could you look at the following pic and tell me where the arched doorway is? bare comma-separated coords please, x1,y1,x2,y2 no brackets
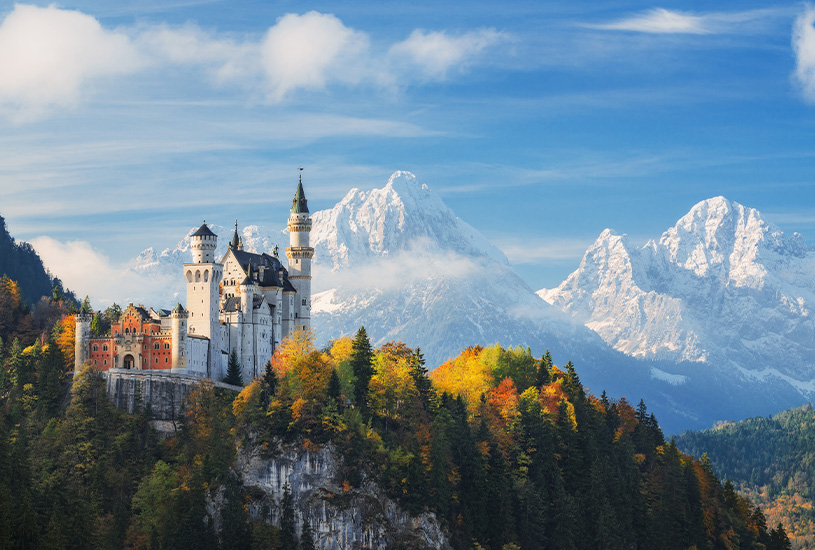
123,354,135,369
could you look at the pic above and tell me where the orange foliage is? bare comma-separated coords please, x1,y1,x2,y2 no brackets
378,341,413,362
56,314,76,370
615,397,637,442
271,326,316,377
489,378,519,422
293,351,334,401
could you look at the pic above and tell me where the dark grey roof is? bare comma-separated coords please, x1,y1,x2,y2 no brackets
192,223,216,237
224,296,241,312
252,295,265,310
229,249,296,291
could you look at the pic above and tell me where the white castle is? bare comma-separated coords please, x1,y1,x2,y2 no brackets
75,177,313,384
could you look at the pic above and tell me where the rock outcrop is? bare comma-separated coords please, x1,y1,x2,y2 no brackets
234,440,450,550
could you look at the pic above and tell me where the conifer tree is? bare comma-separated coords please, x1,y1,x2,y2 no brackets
350,327,373,411
280,485,296,550
90,313,102,336
409,347,432,409
327,368,341,408
224,349,243,386
300,517,316,550
51,281,63,303
536,349,552,387
80,295,91,314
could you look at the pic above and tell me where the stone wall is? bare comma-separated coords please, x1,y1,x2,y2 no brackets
105,369,240,422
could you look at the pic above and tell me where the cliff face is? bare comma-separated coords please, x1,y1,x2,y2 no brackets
233,440,450,550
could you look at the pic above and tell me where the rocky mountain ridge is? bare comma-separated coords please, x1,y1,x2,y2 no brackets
540,196,815,390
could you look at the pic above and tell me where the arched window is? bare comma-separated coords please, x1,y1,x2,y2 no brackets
195,270,201,282
186,270,193,282
204,270,209,282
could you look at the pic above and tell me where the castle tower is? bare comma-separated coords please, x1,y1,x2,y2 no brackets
74,312,92,371
286,174,314,331
238,271,256,381
184,222,223,376
170,303,188,372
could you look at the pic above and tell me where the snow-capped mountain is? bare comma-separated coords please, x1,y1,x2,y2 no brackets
540,196,815,393
129,182,812,433
310,172,602,366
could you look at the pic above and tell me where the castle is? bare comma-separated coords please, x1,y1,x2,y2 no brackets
74,177,314,384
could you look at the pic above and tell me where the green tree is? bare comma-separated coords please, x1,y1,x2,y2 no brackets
280,485,296,550
349,327,373,412
409,347,432,410
80,295,91,314
224,349,243,386
300,517,316,550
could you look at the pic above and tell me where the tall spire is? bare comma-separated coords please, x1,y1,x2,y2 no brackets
230,220,240,250
291,170,309,214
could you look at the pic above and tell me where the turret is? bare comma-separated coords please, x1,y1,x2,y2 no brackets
184,221,222,376
190,222,217,263
239,269,256,317
170,303,188,372
286,173,314,331
74,312,92,371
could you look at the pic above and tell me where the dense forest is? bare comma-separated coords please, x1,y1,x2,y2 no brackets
0,273,792,549
0,213,76,307
677,405,815,550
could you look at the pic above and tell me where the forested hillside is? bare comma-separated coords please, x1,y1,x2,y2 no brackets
0,214,76,306
0,287,791,549
677,405,815,549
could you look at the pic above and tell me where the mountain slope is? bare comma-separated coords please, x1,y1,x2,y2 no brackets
0,213,63,304
675,403,815,548
540,197,815,392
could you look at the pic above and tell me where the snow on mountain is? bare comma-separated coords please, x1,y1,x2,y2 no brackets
310,171,600,367
540,196,815,391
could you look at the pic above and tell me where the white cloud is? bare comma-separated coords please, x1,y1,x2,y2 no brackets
389,28,505,79
31,236,178,308
138,23,256,83
586,7,784,35
0,4,143,121
793,4,815,102
260,12,374,100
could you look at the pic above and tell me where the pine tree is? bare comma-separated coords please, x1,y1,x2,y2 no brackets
300,517,316,550
769,522,792,550
280,485,296,550
80,295,91,314
51,281,63,303
224,349,243,386
409,347,432,410
327,369,342,409
350,327,373,412
90,313,102,336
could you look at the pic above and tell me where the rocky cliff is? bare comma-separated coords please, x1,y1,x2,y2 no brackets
230,440,450,550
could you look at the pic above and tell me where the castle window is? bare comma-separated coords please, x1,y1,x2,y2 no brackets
164,343,170,349
154,343,160,350
204,269,209,282
155,357,158,364
195,270,201,282
186,270,192,282
103,345,108,351
165,357,169,363
93,345,98,352
104,359,107,365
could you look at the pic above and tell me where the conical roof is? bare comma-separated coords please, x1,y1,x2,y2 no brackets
291,175,309,214
192,222,216,237
230,220,240,249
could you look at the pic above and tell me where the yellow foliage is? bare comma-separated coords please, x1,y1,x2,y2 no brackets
232,379,261,418
431,348,494,414
369,352,416,421
271,326,316,377
329,336,353,363
291,398,308,422
56,315,76,370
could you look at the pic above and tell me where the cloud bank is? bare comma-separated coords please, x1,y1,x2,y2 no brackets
586,7,784,35
0,4,143,121
0,4,507,119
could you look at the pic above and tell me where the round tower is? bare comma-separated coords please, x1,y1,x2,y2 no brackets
190,221,217,263
286,174,314,331
74,312,93,371
170,303,188,373
184,221,223,376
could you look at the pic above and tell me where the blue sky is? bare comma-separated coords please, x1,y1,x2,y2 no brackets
2,0,815,303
